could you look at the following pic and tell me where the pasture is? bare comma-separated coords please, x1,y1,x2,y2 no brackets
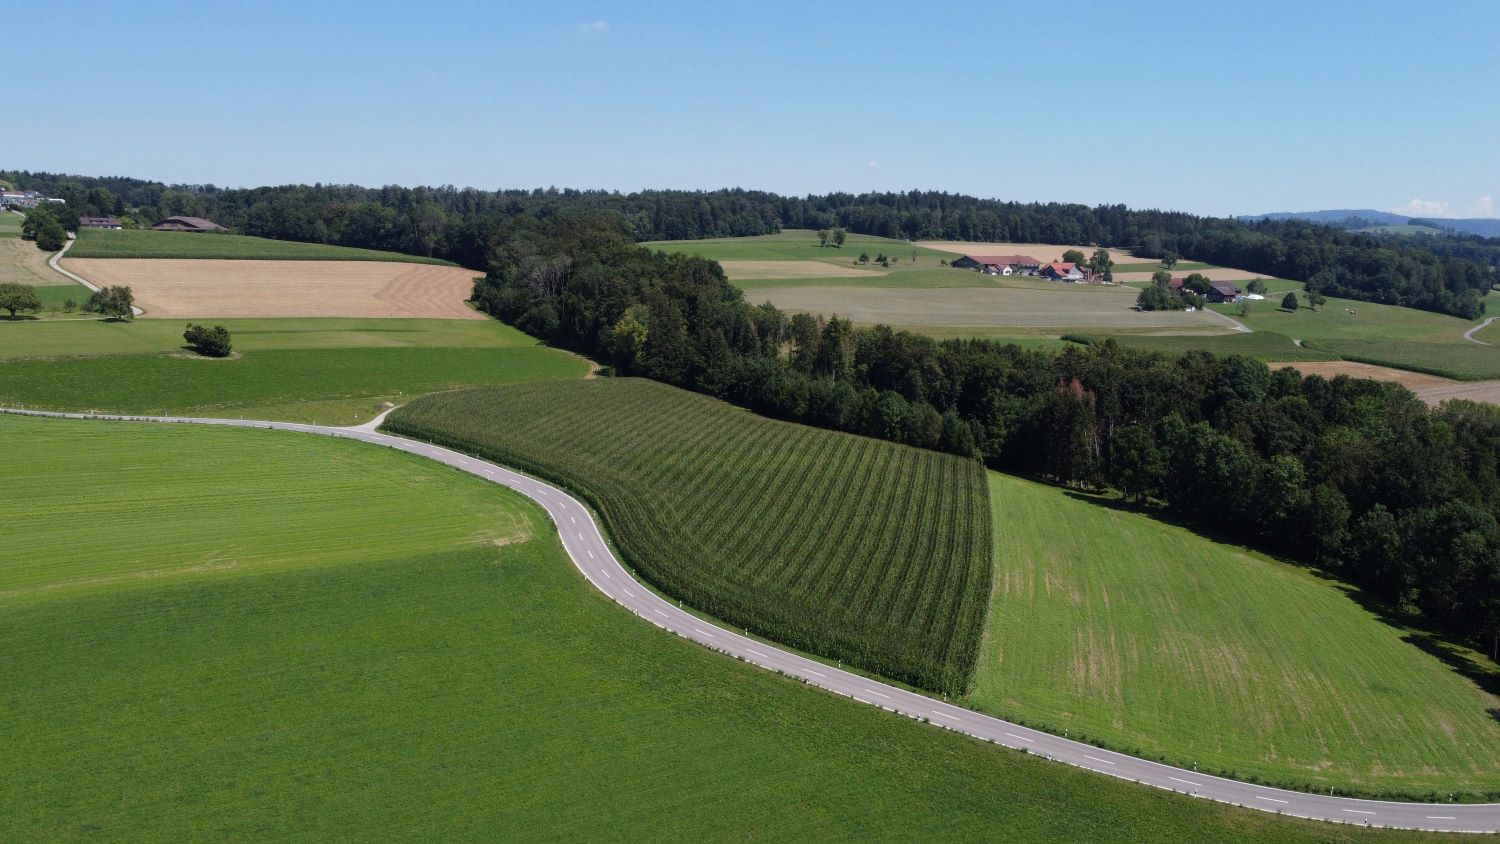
0,415,1418,842
68,227,456,264
743,283,1235,331
916,240,1157,264
645,228,950,264
1063,331,1337,362
974,472,1500,798
60,258,484,320
384,378,993,695
0,318,588,423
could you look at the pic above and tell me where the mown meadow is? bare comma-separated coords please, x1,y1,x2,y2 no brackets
0,318,588,424
975,472,1500,799
384,377,993,695
68,227,458,264
2,414,1432,843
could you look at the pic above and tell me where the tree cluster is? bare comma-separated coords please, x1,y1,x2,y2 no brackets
183,323,233,357
474,213,1500,657
21,205,69,251
85,286,135,321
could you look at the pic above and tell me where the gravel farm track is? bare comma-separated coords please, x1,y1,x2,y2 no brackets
57,258,485,320
4,404,1497,834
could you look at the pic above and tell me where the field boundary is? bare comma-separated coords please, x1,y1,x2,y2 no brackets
4,405,1497,832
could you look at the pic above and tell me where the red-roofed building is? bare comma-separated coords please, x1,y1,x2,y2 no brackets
1039,262,1086,281
951,254,1043,275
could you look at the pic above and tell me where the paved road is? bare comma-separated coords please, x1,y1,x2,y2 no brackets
1464,316,1495,346
46,235,144,316
5,405,1497,833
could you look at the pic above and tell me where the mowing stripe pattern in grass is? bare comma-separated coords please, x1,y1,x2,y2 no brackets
385,378,993,695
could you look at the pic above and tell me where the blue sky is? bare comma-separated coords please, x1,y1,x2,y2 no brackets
10,0,1498,217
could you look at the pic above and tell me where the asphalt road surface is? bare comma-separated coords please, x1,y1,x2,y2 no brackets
6,406,1497,833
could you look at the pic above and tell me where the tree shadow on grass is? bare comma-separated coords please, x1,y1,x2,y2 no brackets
1054,482,1500,723
1,314,40,321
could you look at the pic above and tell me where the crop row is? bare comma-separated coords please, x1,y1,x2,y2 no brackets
385,378,993,695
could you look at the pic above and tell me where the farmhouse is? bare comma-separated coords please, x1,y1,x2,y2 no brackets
1207,281,1242,303
951,254,1043,275
1039,262,1086,282
79,216,123,229
153,215,228,233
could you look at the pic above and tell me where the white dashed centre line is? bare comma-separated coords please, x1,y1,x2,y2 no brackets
694,628,714,638
1344,810,1376,815
1428,816,1456,820
622,588,635,598
746,649,768,659
1005,732,1034,743
1256,796,1289,804
1082,754,1115,765
654,609,669,618
1168,776,1202,787
867,690,891,699
803,669,826,678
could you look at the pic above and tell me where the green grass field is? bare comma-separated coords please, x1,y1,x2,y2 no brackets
1,415,1433,842
0,318,588,423
69,227,457,264
1063,331,1340,362
385,378,992,695
972,472,1500,799
645,228,950,263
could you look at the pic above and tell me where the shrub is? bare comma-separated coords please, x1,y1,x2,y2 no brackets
183,323,233,357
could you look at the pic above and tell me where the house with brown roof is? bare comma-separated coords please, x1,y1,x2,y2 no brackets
1206,281,1243,303
79,216,123,229
1039,262,1086,281
951,254,1043,275
152,215,227,233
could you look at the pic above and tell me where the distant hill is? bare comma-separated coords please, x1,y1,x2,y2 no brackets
1240,209,1500,239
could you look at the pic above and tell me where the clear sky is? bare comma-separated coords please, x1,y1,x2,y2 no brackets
10,0,1498,217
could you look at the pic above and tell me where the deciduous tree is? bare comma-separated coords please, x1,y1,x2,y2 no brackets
0,282,42,318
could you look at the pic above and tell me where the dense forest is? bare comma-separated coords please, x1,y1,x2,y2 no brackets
470,212,1500,659
5,170,1494,318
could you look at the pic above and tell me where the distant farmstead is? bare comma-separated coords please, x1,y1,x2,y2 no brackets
79,216,123,229
153,216,227,233
951,254,1043,275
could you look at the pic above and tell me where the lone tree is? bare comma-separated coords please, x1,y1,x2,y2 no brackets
831,228,847,247
1304,287,1327,311
1062,248,1086,264
817,228,832,247
184,323,233,357
1282,291,1300,312
0,282,43,318
86,285,135,321
1161,251,1179,270
1088,247,1114,281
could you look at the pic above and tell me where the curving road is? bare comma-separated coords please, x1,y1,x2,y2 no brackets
1464,316,1495,346
4,406,1497,833
46,235,144,316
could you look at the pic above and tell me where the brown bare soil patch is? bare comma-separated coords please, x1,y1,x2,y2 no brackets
916,241,1155,264
60,258,484,320
1266,360,1500,406
719,260,885,280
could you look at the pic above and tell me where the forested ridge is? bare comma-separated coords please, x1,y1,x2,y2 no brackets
6,170,1494,318
472,213,1500,659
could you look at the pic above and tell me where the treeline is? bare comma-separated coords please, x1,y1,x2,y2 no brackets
474,212,1500,657
5,171,1493,318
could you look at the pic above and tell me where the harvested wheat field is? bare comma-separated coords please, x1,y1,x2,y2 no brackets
1266,359,1500,406
916,241,1156,264
1,238,71,288
719,260,886,280
61,259,483,319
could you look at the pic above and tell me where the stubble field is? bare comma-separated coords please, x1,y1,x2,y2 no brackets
60,258,485,320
